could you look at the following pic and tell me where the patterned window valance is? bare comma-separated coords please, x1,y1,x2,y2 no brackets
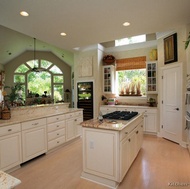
116,56,146,71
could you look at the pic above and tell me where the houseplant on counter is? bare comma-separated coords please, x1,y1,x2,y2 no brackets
4,82,24,107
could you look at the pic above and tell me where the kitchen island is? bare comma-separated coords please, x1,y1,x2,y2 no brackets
81,113,144,188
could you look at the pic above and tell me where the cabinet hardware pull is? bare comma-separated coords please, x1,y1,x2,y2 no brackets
8,129,12,132
32,123,38,125
128,139,131,142
125,132,128,134
75,119,77,121
57,125,59,127
57,133,59,135
136,131,139,134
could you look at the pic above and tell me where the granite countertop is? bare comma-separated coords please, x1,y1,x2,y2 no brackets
0,108,83,127
0,170,21,189
81,114,142,131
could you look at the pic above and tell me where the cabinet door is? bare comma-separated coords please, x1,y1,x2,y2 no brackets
146,61,157,94
66,119,76,141
103,65,115,94
120,136,130,181
128,131,137,166
22,125,47,162
0,133,22,171
144,113,157,133
76,116,83,137
136,123,144,153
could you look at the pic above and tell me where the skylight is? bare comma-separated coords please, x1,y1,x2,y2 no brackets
115,34,146,47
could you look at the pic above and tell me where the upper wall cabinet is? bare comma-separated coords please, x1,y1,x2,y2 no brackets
103,65,115,94
146,61,157,94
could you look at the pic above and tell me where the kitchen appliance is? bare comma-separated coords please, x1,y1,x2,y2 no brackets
77,81,93,120
103,111,138,121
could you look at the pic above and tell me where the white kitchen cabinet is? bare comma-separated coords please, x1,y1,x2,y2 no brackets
119,120,143,181
103,65,115,94
100,106,117,115
47,114,66,151
22,118,47,163
116,107,136,112
146,61,157,94
0,123,22,172
82,114,144,187
66,111,83,141
66,118,76,141
138,108,157,133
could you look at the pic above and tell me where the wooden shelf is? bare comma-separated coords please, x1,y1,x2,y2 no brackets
119,94,142,96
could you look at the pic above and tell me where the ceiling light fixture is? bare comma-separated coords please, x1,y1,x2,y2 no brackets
60,32,67,36
123,22,130,26
20,11,29,17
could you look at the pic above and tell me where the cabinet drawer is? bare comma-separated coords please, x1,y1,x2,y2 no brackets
120,116,143,141
65,113,74,119
137,108,157,114
117,107,136,112
47,114,66,124
101,107,117,112
48,128,65,141
144,108,157,114
75,111,83,117
0,123,21,136
48,136,65,150
22,118,46,130
47,120,66,132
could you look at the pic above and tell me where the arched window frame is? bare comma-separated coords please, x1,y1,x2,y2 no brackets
13,59,64,102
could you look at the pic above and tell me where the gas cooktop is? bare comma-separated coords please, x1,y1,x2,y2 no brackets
103,111,138,121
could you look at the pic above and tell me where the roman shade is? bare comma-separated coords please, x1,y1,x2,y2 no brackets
116,56,146,71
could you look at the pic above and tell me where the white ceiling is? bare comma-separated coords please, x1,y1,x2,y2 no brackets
0,0,190,65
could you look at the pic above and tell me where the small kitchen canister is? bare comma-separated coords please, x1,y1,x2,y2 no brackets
107,98,115,105
2,106,11,120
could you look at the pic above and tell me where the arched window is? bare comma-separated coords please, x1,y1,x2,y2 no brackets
14,59,64,104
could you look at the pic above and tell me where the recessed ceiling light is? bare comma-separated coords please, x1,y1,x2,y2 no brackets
123,22,130,26
20,11,29,17
60,32,67,36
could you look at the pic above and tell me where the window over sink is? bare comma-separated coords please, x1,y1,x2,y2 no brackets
115,56,146,97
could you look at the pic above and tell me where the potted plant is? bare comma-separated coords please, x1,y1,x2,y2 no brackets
136,81,141,95
130,82,136,95
4,83,24,106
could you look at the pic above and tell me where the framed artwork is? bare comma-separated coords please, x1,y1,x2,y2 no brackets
164,33,178,64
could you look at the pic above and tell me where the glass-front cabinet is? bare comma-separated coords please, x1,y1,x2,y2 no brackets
103,65,115,94
146,61,157,94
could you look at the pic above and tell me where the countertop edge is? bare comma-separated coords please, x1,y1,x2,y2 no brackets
0,108,83,127
81,114,143,131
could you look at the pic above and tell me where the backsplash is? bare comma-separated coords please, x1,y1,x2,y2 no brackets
10,103,70,120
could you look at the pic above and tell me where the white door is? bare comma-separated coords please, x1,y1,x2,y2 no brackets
162,64,182,144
